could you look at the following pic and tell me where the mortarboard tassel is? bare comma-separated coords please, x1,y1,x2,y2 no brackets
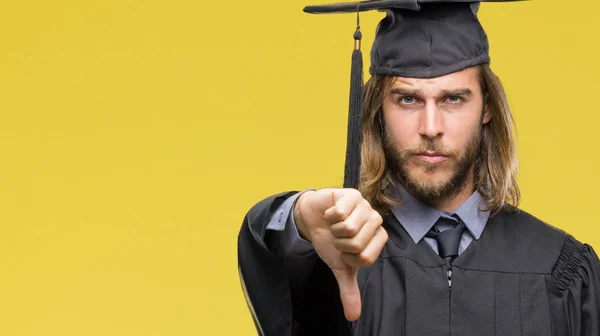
343,8,364,189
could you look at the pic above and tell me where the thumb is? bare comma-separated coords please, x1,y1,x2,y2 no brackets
331,265,361,321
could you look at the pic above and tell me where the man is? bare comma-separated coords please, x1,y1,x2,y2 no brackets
238,1,600,335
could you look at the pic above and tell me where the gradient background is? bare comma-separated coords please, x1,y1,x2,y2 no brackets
0,0,598,335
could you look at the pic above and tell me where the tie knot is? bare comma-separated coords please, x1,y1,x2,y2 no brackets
427,216,466,261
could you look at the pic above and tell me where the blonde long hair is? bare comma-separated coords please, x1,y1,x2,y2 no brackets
359,64,520,215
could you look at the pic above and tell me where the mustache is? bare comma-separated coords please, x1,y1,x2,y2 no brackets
400,141,458,157
382,128,459,158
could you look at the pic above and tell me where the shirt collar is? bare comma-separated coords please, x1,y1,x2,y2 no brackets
390,182,489,244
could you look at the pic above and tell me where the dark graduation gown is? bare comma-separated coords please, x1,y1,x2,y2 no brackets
238,192,600,336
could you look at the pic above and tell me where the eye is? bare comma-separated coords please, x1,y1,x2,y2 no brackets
399,96,416,104
447,96,462,103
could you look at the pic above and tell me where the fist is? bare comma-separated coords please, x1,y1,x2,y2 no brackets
293,188,388,321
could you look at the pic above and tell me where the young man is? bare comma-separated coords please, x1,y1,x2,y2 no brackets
238,1,600,335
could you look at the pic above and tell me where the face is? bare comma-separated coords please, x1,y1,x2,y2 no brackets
382,67,491,203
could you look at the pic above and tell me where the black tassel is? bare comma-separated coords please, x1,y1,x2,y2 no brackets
343,10,364,189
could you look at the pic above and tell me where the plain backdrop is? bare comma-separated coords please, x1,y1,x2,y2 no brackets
0,0,598,334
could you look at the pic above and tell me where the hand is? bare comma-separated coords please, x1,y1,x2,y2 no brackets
293,188,388,321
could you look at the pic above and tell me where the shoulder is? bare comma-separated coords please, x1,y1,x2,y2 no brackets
497,205,564,235
471,206,567,273
494,205,567,251
495,206,599,280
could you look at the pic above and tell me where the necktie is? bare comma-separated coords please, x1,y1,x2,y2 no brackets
425,216,466,269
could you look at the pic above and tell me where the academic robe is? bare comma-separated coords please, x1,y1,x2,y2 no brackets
237,192,600,336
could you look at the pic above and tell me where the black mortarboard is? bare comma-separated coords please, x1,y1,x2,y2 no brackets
302,0,523,189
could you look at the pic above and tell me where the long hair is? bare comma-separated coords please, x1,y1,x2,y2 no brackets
359,64,520,215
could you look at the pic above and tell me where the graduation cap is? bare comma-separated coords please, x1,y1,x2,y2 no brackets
302,0,523,189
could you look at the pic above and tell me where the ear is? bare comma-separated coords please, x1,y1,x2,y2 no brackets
378,108,387,139
482,99,492,125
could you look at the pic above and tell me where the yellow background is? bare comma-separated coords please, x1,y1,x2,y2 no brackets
0,0,597,334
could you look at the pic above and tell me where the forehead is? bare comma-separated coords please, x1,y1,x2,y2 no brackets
390,67,480,91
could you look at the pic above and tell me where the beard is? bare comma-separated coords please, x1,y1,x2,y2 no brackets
384,126,482,204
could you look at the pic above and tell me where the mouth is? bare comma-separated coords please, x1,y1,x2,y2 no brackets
413,152,450,164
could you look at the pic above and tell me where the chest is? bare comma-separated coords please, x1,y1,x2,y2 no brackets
352,253,554,336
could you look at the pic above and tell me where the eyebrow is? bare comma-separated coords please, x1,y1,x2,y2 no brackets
388,88,424,96
388,87,473,98
440,88,473,98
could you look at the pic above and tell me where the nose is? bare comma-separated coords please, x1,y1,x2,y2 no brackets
418,103,444,139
